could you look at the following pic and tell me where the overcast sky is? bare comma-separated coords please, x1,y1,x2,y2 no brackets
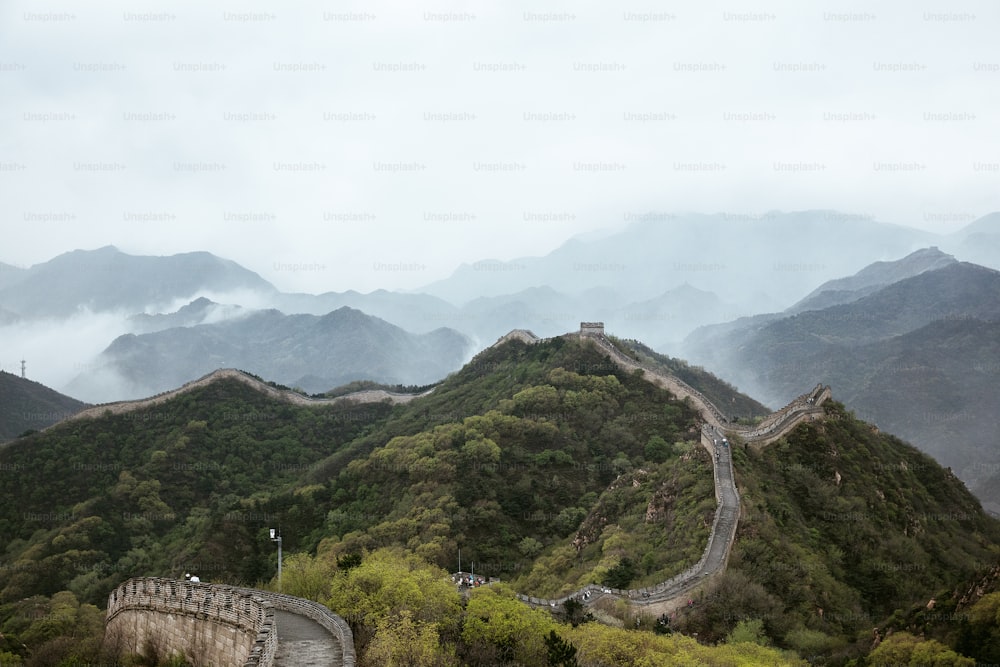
2,0,998,293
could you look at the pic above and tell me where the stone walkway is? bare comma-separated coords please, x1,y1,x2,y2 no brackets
273,610,344,667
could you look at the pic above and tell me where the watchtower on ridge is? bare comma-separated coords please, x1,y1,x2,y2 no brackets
580,322,605,335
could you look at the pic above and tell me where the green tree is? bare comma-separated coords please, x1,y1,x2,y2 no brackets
337,552,363,571
644,435,673,463
869,632,974,666
0,651,23,666
462,584,556,667
560,598,590,628
726,618,769,646
520,537,544,558
326,548,462,652
544,630,579,667
601,557,636,589
274,552,335,601
365,610,458,667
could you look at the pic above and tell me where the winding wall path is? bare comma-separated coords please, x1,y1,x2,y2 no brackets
510,330,830,611
50,368,430,429
90,327,829,619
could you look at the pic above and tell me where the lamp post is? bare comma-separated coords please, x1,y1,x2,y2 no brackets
269,528,282,592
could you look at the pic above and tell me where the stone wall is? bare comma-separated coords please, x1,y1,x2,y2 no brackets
492,329,542,346
105,577,276,667
52,368,428,430
230,587,356,667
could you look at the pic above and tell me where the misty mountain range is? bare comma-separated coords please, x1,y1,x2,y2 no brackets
64,306,471,401
0,246,275,319
683,248,1000,509
2,210,999,511
4,212,998,347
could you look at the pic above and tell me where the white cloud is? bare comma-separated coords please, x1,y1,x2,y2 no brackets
1,0,998,292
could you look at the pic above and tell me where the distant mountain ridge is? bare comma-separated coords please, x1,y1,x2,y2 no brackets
127,296,247,334
0,262,27,291
0,246,275,319
789,246,958,314
418,209,949,307
682,253,1000,505
4,211,998,402
65,306,473,402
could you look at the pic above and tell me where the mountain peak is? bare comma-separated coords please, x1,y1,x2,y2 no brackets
789,246,958,314
0,248,277,319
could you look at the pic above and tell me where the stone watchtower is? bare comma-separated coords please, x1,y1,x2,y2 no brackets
580,322,605,335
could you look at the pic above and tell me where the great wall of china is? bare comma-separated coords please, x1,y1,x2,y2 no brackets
52,369,429,428
489,324,830,612
97,323,831,662
105,577,355,667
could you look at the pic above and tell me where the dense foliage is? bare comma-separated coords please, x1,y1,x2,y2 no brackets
617,338,772,421
2,336,1000,665
0,370,87,441
312,337,712,587
319,378,438,399
0,379,392,605
275,547,806,667
676,402,1000,663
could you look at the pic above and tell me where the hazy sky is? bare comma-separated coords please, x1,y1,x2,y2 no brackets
2,0,998,293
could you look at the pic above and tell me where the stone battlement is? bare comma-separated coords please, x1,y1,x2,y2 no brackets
105,577,356,667
579,321,605,335
106,577,276,666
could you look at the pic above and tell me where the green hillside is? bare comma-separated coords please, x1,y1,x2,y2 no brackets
0,378,394,603
676,403,1000,661
618,338,772,421
0,370,88,441
1,334,999,665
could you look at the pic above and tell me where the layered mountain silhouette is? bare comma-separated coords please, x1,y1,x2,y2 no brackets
949,212,1000,270
787,246,959,314
127,296,246,334
4,211,999,410
0,246,275,319
418,210,947,307
65,306,472,401
683,250,1000,506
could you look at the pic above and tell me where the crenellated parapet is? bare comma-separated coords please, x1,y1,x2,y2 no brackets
50,368,429,430
492,329,543,346
105,577,276,666
105,577,355,667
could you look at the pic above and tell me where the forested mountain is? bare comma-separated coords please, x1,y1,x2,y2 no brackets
2,333,998,665
0,371,88,441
